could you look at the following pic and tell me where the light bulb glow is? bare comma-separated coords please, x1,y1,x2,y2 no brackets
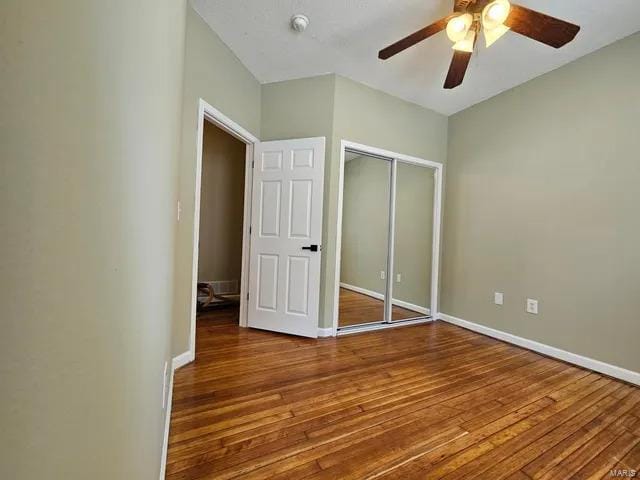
446,14,473,43
487,3,507,21
482,0,511,30
450,17,466,32
452,29,476,53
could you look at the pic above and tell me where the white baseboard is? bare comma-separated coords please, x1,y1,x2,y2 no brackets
172,350,193,370
159,362,175,479
160,351,194,478
317,327,334,338
439,313,640,387
340,282,430,315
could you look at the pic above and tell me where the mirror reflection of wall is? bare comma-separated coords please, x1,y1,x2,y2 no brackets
339,153,391,327
391,162,434,321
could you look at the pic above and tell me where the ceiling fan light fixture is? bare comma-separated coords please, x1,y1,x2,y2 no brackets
452,29,476,53
446,13,473,43
482,0,511,30
484,24,510,47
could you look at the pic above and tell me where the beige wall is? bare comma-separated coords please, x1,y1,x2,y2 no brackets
172,7,261,355
442,32,640,372
0,0,186,478
261,74,448,328
197,122,246,284
261,75,336,142
340,158,434,310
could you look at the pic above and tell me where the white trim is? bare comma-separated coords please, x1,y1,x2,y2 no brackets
430,166,443,317
188,99,259,363
172,351,192,371
332,144,347,337
340,282,430,315
439,313,640,386
332,140,444,335
385,158,397,322
159,352,184,480
201,101,259,145
317,327,334,337
238,144,254,328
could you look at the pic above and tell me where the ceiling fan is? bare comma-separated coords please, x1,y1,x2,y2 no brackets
378,0,581,89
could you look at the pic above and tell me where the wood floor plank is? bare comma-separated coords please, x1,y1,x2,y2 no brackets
522,388,640,479
166,305,640,480
571,431,640,479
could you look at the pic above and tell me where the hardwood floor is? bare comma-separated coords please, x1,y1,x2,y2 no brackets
167,307,640,479
339,287,424,327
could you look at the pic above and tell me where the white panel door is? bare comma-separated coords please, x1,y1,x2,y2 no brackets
248,137,325,337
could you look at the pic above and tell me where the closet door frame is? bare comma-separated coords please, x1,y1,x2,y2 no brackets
333,140,444,335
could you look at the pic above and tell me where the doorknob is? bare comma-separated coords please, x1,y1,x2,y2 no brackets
301,244,319,252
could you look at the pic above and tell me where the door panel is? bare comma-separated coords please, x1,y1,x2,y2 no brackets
248,137,325,337
257,254,278,311
286,256,309,315
289,180,312,238
259,181,281,236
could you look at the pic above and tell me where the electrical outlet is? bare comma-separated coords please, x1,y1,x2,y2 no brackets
494,292,504,305
380,271,386,280
526,298,539,315
396,273,402,282
162,361,169,409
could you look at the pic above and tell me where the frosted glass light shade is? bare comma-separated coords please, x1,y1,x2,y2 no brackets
452,29,476,53
482,0,511,30
484,24,510,47
446,14,473,43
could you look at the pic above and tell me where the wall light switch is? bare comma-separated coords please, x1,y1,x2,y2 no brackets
396,274,402,282
526,298,539,315
494,292,504,305
380,271,386,280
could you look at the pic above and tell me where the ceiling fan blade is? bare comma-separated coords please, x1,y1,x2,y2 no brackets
505,4,580,48
379,17,449,60
454,0,474,12
444,50,472,89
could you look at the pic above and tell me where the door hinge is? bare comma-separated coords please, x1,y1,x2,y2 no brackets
247,292,249,300
249,226,252,234
251,160,255,169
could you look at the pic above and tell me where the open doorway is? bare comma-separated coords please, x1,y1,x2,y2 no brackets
196,120,246,327
187,100,326,361
186,100,258,361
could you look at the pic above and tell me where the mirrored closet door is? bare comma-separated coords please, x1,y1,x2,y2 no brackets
390,161,434,322
337,145,440,332
338,151,391,328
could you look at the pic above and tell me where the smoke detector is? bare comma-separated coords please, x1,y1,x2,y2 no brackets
290,14,309,33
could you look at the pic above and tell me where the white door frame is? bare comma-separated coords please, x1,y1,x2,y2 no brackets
188,99,259,361
332,140,444,336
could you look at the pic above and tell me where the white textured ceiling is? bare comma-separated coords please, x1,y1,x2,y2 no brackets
191,0,640,115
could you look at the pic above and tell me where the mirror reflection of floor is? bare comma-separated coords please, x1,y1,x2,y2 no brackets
338,287,423,327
